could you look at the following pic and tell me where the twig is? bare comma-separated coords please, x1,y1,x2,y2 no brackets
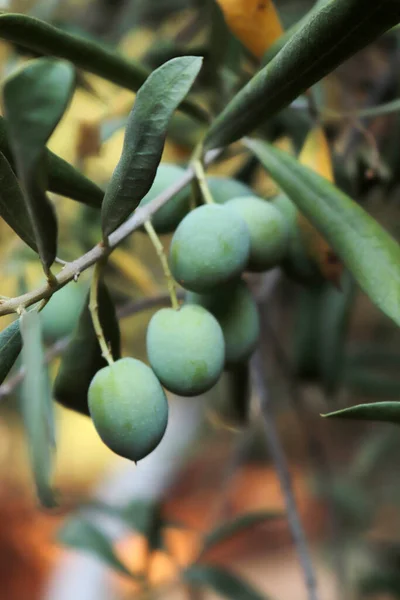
262,315,347,599
0,149,222,317
251,350,319,600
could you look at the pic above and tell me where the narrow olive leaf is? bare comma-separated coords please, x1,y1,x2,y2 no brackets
3,59,76,270
0,151,36,251
58,516,133,578
0,116,104,208
317,270,356,395
204,0,400,150
246,139,400,328
45,151,104,208
333,98,400,120
261,0,329,65
0,14,207,124
202,511,282,553
184,565,265,600
101,56,202,237
343,369,400,399
54,282,121,417
323,402,400,424
0,320,22,386
20,310,56,507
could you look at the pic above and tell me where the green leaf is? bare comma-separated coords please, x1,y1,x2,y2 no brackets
121,501,167,552
317,270,356,395
358,571,400,598
54,282,120,417
20,310,56,507
344,368,400,398
46,151,104,208
332,98,400,120
101,56,202,237
0,115,104,208
323,402,400,424
246,138,400,329
0,320,22,386
184,565,265,600
3,59,76,270
0,151,36,251
204,0,400,150
293,284,323,382
0,13,207,124
58,516,133,578
261,0,330,66
202,511,282,553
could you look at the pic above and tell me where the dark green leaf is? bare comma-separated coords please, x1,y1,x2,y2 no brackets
0,320,22,386
125,502,165,552
349,431,400,481
54,282,120,416
20,310,56,507
58,516,133,578
247,139,400,329
293,284,323,382
223,362,251,426
323,402,400,424
344,368,400,399
261,0,330,66
0,115,104,208
358,571,400,598
0,13,207,124
317,270,356,395
0,151,36,250
46,150,104,208
205,0,400,150
101,56,202,237
3,59,76,270
203,511,282,553
333,98,400,120
184,565,265,600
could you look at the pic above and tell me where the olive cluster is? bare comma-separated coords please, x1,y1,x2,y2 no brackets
72,166,292,463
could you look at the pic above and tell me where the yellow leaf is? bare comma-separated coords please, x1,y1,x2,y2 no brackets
297,127,342,284
299,126,334,183
216,0,283,59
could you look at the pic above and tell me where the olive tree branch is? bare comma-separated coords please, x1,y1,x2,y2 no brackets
0,148,222,317
251,350,319,600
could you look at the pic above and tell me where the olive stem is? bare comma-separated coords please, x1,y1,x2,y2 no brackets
192,143,214,205
89,261,115,366
144,220,180,311
192,158,214,205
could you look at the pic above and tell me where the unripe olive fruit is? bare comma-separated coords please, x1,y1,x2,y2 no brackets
169,204,250,293
146,305,225,396
186,280,260,366
88,357,168,462
226,196,289,272
138,164,190,233
207,176,254,204
41,282,86,341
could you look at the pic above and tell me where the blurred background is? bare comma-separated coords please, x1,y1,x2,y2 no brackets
1,0,400,599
